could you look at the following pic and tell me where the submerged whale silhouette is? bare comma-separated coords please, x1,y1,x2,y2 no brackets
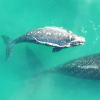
43,53,100,80
26,47,100,80
25,47,100,80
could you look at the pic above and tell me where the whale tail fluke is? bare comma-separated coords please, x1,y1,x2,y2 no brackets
1,35,15,61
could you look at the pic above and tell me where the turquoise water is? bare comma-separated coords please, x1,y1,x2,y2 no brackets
1,0,100,100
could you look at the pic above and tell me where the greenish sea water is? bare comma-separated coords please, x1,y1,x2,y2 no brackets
1,0,100,100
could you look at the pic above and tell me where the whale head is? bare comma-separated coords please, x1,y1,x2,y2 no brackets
70,34,85,46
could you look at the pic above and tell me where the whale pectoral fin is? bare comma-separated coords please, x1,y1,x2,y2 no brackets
52,47,62,52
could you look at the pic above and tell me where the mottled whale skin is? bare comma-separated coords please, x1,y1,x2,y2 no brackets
45,53,100,80
1,26,85,60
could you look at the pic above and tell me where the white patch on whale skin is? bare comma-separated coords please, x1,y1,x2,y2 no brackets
34,37,71,47
34,36,85,47
44,26,74,36
78,65,99,69
46,32,51,35
44,26,68,33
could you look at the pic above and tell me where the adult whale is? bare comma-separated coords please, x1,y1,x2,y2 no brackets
44,53,100,80
1,26,85,60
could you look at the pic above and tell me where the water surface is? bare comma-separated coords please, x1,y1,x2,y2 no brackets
0,0,100,100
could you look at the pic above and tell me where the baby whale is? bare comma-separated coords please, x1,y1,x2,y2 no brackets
1,26,85,60
44,53,100,80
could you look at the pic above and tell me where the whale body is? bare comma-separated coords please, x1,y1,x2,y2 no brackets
45,53,100,80
1,26,85,60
